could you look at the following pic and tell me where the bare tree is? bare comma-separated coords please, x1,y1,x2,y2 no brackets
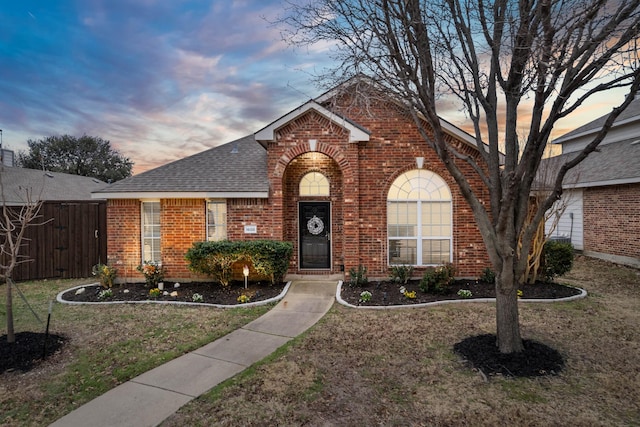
521,152,580,284
281,0,640,353
0,168,44,343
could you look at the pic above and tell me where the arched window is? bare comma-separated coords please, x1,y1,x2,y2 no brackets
299,172,330,196
387,170,452,266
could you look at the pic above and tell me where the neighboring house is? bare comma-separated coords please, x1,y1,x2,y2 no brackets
94,80,492,282
0,166,108,280
543,98,640,268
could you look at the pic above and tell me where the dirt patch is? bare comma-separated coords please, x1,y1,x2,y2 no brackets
340,279,581,306
60,281,286,305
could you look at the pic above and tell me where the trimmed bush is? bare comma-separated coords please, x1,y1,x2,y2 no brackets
419,263,456,294
542,240,574,282
480,267,496,284
185,240,293,286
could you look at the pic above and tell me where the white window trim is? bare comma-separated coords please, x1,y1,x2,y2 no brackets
387,171,453,266
141,200,161,263
206,199,227,241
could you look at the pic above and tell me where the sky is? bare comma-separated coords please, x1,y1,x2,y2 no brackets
0,1,630,175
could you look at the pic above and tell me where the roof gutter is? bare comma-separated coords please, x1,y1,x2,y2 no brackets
92,191,269,200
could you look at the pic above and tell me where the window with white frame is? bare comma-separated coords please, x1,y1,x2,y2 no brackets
207,200,227,241
299,172,330,196
387,170,452,266
141,201,161,263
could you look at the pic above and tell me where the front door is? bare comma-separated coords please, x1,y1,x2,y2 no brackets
299,202,331,269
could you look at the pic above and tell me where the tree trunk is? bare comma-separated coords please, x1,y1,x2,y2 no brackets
495,262,524,353
6,278,15,343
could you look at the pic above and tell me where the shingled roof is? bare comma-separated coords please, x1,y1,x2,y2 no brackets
542,138,640,188
93,135,269,199
1,167,107,206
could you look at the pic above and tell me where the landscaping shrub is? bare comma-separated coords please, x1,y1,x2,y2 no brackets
419,263,456,294
389,264,414,285
348,265,368,287
92,263,117,289
185,240,293,286
243,240,293,285
480,267,496,284
542,240,574,282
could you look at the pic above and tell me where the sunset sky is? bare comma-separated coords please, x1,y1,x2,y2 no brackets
0,1,630,174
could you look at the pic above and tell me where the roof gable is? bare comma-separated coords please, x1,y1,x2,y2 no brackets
254,100,371,144
315,75,483,153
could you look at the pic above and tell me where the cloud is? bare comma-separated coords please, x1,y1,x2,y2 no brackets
0,1,323,173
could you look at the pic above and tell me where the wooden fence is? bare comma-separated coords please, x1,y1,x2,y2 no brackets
2,201,107,281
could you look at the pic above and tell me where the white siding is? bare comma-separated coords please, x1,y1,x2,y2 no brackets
545,189,584,250
560,121,640,153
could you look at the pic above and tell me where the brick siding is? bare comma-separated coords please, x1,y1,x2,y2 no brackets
584,183,640,260
106,93,491,281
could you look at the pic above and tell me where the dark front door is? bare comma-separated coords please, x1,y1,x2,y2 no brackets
299,202,331,269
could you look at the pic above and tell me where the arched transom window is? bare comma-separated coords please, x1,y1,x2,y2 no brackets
299,172,330,196
387,169,452,266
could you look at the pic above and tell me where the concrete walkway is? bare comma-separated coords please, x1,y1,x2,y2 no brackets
50,280,337,427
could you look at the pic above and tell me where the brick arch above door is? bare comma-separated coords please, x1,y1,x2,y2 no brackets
273,139,354,180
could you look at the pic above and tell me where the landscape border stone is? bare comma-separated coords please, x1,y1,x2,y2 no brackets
56,282,292,308
335,281,588,309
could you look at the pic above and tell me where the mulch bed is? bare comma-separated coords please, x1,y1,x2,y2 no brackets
11,278,580,378
454,333,565,378
340,278,581,306
60,280,287,305
1,332,67,374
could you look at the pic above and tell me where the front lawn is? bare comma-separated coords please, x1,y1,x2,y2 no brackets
163,256,640,426
0,278,270,426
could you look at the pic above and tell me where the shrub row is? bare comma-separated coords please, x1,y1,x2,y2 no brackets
185,240,293,286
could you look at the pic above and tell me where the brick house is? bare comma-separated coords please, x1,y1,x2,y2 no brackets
544,98,640,268
94,81,492,281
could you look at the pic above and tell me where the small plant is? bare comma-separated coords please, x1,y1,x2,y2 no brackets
517,289,523,298
192,293,204,303
359,290,372,303
457,289,473,299
480,267,496,284
237,294,251,304
419,263,456,294
97,289,113,300
389,264,414,285
137,261,165,287
542,240,574,282
348,265,368,287
399,286,417,299
92,263,117,289
149,288,161,298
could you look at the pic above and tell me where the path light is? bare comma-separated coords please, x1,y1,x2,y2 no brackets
243,265,249,289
